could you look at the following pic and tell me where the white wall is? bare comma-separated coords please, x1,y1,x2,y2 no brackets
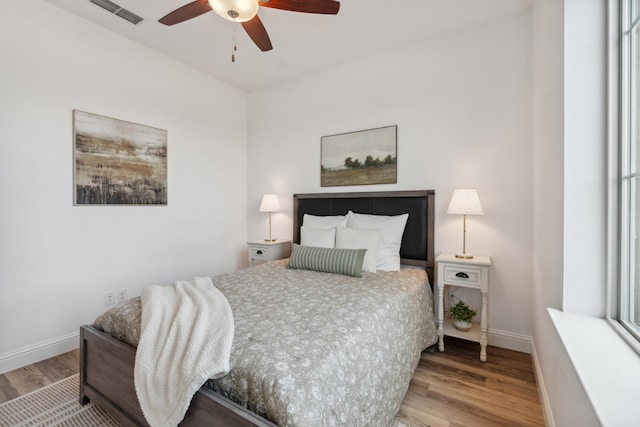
247,10,534,351
530,0,567,421
563,0,607,316
0,1,248,372
531,0,600,424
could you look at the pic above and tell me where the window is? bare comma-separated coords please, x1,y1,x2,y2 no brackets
618,0,640,343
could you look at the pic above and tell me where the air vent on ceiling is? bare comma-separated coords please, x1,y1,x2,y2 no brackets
89,0,143,25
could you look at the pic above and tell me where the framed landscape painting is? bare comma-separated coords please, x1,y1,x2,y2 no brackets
73,110,167,205
321,125,397,187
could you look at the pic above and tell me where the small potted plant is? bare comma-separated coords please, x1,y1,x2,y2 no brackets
449,300,477,331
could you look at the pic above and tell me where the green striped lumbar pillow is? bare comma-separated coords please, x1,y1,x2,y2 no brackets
287,244,367,277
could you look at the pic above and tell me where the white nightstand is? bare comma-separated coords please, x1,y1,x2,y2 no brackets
247,240,291,267
436,252,492,362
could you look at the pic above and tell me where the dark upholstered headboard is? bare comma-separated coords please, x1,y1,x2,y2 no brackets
293,190,435,283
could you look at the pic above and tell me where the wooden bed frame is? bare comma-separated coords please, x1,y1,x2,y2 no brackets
79,190,435,426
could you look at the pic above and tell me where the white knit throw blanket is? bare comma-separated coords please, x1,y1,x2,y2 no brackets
134,276,234,427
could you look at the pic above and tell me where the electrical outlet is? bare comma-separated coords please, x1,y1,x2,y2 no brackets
104,291,115,306
116,288,127,304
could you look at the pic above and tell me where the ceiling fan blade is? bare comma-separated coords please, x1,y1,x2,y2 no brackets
259,0,340,15
159,0,212,26
242,16,273,52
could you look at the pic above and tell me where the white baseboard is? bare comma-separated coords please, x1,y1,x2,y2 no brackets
0,332,79,375
487,328,532,353
530,338,555,427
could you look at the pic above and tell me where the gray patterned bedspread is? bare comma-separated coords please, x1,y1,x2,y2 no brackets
93,260,437,427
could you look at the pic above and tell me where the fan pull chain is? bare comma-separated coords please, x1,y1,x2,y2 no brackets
231,25,237,62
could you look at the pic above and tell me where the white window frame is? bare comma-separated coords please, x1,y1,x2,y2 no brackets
608,0,640,351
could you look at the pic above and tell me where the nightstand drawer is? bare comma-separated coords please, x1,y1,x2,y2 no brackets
247,240,292,267
443,265,482,285
249,246,270,259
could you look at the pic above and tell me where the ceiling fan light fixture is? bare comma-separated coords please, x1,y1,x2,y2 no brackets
209,0,259,22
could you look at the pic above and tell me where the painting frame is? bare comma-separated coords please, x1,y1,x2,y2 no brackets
320,125,397,187
73,110,168,206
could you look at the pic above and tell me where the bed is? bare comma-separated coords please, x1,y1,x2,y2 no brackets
79,190,436,427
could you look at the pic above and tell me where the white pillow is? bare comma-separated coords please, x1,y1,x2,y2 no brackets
335,227,380,273
347,211,409,271
302,213,348,229
300,226,336,248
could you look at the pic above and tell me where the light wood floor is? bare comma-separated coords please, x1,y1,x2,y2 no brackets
0,338,545,426
0,349,79,404
396,338,545,427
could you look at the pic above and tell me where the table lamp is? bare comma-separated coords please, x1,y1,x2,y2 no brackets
259,194,280,242
447,189,484,259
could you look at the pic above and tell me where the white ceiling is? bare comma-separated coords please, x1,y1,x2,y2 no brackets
45,0,531,91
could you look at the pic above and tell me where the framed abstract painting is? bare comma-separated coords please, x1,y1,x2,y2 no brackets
73,110,167,205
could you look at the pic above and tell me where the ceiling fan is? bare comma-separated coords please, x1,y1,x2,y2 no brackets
159,0,341,53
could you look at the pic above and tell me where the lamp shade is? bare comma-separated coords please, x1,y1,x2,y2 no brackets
447,189,484,215
209,0,259,22
259,194,280,212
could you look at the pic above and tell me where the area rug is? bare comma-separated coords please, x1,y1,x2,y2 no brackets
0,375,118,426
0,374,413,427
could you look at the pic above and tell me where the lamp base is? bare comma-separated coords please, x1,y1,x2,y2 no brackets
455,252,474,259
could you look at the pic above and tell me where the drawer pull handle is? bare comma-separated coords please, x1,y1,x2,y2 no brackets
455,272,469,279
256,250,263,255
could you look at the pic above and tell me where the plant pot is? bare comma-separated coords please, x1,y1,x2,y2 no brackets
454,320,472,331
